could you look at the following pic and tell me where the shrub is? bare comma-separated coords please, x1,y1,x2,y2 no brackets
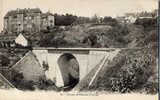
109,49,157,93
0,55,10,66
11,70,35,91
37,76,60,91
142,82,158,94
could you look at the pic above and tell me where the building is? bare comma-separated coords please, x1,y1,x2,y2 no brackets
3,8,55,33
124,13,137,23
116,16,127,23
116,13,137,24
41,12,55,30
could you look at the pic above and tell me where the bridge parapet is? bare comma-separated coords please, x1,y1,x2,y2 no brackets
32,47,117,51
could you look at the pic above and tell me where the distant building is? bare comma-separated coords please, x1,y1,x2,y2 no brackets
138,16,153,19
124,13,137,23
3,8,55,33
125,16,137,23
116,16,127,23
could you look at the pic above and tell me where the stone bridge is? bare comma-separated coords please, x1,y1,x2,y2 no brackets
32,47,120,88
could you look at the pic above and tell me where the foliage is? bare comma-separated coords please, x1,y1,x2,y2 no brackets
0,55,10,66
134,17,158,29
10,69,60,91
85,49,158,94
109,49,157,93
137,10,158,18
38,27,67,47
54,13,77,26
73,17,91,25
103,16,118,26
42,61,49,71
142,82,158,94
11,70,35,91
37,76,60,91
27,10,158,48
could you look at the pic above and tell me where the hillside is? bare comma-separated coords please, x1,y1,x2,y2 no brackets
77,48,158,94
30,17,158,48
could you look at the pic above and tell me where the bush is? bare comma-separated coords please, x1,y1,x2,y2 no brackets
109,49,157,93
142,82,158,94
11,70,35,91
42,61,49,71
37,76,60,91
110,66,138,93
0,55,10,66
88,49,158,94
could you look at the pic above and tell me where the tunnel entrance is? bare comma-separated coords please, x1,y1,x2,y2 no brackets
58,53,79,90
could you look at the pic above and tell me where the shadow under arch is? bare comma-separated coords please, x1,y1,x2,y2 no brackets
57,53,79,90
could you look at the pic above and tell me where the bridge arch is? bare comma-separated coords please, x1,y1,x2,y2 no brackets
57,53,79,89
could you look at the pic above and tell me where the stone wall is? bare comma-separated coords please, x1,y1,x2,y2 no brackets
11,51,45,82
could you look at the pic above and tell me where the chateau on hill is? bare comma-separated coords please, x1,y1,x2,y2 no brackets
3,8,55,33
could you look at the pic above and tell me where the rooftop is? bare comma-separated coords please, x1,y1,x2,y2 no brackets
0,35,17,41
4,8,42,18
0,33,27,42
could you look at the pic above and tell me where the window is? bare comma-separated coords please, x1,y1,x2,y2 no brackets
50,20,53,23
13,15,17,18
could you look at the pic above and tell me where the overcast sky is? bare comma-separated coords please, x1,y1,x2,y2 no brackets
0,0,158,31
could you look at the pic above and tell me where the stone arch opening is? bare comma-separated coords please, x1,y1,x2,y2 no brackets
58,53,79,90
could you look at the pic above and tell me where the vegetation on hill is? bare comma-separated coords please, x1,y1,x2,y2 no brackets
79,48,158,94
33,19,157,48
24,10,157,48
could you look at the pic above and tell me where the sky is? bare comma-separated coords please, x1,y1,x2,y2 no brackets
0,0,158,31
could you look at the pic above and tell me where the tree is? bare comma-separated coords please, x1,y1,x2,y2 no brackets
54,13,77,26
11,70,35,90
103,16,118,26
90,14,100,23
42,61,49,71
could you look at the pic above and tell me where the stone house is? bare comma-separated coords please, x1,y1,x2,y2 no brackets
41,12,55,30
3,8,55,33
